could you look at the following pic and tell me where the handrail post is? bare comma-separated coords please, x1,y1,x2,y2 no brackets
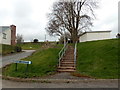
58,41,68,67
74,41,77,67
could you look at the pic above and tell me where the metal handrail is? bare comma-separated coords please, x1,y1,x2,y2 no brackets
74,42,77,67
58,42,68,67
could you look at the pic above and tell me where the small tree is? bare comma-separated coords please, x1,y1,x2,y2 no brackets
33,39,39,43
116,33,120,38
16,34,24,44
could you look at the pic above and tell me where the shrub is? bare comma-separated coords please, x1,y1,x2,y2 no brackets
33,39,39,43
14,46,22,52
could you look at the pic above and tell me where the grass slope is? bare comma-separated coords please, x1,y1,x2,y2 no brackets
3,44,63,78
18,42,43,50
76,39,119,79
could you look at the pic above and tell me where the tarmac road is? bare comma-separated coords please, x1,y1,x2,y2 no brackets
1,50,35,68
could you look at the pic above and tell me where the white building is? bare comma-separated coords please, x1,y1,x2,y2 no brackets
79,31,111,42
0,25,16,45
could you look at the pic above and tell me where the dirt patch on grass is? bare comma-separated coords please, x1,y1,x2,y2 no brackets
71,72,95,79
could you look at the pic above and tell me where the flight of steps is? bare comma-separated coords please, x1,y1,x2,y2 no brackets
58,45,76,72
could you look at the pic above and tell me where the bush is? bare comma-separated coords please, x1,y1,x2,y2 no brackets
14,46,22,52
33,39,39,43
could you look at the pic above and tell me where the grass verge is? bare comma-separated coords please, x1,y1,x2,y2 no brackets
76,39,119,79
3,44,63,78
1,44,22,55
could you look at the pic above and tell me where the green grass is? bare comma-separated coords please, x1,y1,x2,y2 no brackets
1,44,22,55
3,44,63,78
18,42,43,50
76,39,119,79
0,44,2,54
1,44,14,55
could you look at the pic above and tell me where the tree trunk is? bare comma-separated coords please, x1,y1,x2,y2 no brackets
71,29,78,43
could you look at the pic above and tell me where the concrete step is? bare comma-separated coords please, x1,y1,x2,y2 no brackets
57,45,75,73
64,57,74,59
64,56,74,58
60,62,74,65
65,52,74,53
64,55,74,58
57,69,76,72
63,58,74,60
65,53,74,54
62,59,74,61
66,51,74,54
61,60,74,63
58,67,75,69
60,64,75,67
61,62,74,64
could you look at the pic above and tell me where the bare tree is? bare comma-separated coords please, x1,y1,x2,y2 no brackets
59,32,71,43
16,34,24,44
46,0,99,43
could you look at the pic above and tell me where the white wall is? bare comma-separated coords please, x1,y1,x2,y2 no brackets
0,27,11,45
80,32,111,42
79,33,87,42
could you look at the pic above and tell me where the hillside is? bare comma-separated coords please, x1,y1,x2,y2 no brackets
76,39,119,79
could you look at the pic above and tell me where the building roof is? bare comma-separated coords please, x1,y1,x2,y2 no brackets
80,30,111,36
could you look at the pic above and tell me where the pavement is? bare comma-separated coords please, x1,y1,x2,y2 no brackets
1,78,118,88
1,72,119,88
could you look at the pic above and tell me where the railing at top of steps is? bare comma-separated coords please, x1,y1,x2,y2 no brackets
58,42,68,67
74,42,77,67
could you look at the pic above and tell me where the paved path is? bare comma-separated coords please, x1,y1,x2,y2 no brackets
0,50,35,68
1,78,118,88
1,72,118,88
58,45,75,72
41,72,91,80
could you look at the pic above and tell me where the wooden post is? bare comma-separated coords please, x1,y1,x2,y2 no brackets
26,64,29,72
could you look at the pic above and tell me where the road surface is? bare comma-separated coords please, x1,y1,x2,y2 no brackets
1,78,118,88
0,50,35,68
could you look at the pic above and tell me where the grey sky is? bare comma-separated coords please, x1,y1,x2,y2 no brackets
0,0,119,42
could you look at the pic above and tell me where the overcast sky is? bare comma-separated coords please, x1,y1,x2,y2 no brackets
0,0,119,42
